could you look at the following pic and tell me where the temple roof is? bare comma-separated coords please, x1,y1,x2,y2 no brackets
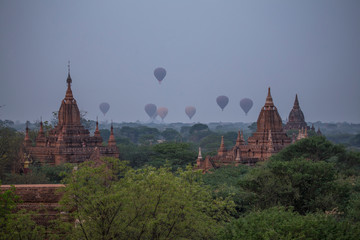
265,87,274,107
284,94,307,131
57,67,81,127
256,88,283,133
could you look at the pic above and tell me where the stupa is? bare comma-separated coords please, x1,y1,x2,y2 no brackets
24,64,119,165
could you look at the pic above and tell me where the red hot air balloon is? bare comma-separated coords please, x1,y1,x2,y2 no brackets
216,96,229,111
185,106,196,120
157,107,168,121
99,102,110,116
145,104,157,119
154,67,166,84
240,98,253,115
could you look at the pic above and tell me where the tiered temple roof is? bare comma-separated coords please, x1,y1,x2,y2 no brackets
284,94,308,130
196,88,291,172
24,66,119,165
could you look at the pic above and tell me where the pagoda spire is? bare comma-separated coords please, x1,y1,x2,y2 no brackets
65,61,74,100
24,121,32,147
94,117,100,137
36,119,46,146
39,119,44,134
236,131,241,145
317,128,322,136
197,147,202,159
293,94,300,109
25,122,30,140
108,122,116,146
236,130,245,145
265,87,274,107
218,136,227,156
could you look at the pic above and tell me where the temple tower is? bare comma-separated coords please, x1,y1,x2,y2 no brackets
24,64,119,166
284,94,308,130
196,87,292,172
247,88,291,160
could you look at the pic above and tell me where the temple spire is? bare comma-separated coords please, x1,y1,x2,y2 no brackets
293,94,300,109
218,136,227,156
265,87,274,107
94,117,100,137
65,61,73,100
108,122,116,146
236,131,241,145
39,120,44,134
198,147,202,159
25,122,30,140
67,61,72,86
24,121,32,147
236,130,245,145
317,128,322,136
220,136,225,148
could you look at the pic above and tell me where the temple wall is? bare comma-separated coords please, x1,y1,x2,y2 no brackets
1,184,65,226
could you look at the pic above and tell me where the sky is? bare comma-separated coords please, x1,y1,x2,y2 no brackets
0,0,359,124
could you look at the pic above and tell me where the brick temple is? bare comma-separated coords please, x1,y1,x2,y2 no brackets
284,94,309,131
23,67,119,166
196,88,292,172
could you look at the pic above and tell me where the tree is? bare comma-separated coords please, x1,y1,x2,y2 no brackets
0,126,24,181
149,142,197,170
199,133,234,155
161,128,181,142
202,165,250,216
4,164,68,184
272,136,360,176
272,136,345,162
58,158,234,239
239,158,341,214
189,124,209,134
219,206,360,240
247,122,257,132
118,143,152,169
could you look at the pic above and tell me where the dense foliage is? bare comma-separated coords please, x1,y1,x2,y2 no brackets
219,207,360,240
0,126,24,182
1,118,360,239
56,158,234,239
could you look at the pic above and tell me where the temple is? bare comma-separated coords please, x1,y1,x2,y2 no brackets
196,88,292,172
23,65,119,166
284,94,309,131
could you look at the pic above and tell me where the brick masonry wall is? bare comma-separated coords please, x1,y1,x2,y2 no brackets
1,184,65,226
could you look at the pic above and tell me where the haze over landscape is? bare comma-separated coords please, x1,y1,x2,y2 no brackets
1,0,359,123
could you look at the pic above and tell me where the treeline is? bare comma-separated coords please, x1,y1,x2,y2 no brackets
203,136,360,239
1,120,360,239
1,136,360,239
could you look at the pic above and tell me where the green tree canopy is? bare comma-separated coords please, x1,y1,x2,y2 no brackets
58,158,234,240
219,206,360,240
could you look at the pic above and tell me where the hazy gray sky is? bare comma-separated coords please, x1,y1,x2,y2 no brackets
1,0,359,123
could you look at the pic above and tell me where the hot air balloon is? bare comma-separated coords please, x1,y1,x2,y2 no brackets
99,102,110,116
216,96,229,111
240,98,253,115
185,106,196,120
154,67,166,84
157,107,168,121
145,104,157,119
